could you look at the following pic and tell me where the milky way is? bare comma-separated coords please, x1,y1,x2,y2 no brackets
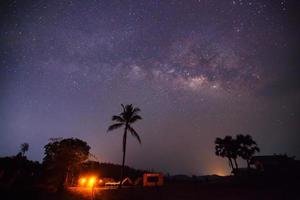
1,0,299,175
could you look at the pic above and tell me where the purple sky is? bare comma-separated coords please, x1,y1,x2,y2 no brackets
0,0,299,175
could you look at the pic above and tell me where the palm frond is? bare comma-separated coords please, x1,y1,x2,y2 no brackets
121,104,126,113
126,104,133,111
107,123,124,132
128,126,141,144
133,107,141,113
129,115,142,123
112,115,124,122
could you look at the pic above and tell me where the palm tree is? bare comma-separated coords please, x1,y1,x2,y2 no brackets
20,143,29,157
215,136,239,172
215,136,234,171
236,134,260,169
230,138,240,170
107,104,142,188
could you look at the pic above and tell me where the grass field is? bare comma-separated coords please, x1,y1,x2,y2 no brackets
1,182,297,200
68,183,297,200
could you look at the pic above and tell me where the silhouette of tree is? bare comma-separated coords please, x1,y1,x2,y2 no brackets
0,155,41,189
107,104,142,188
215,136,239,172
20,143,29,157
236,134,260,169
43,138,90,191
231,138,240,170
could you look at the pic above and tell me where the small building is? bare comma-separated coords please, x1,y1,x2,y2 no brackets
251,155,293,171
251,155,300,177
143,173,163,187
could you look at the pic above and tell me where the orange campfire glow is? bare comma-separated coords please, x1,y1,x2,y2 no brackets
78,176,98,187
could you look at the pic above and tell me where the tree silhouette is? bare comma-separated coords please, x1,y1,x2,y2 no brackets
215,134,260,173
20,143,29,157
236,134,260,169
215,136,239,172
43,138,90,191
107,104,142,188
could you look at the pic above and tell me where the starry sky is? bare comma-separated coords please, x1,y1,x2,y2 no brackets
0,0,300,175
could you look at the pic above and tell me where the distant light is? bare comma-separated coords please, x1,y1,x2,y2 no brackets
79,177,87,186
216,172,225,176
78,176,99,187
88,176,96,187
214,169,227,176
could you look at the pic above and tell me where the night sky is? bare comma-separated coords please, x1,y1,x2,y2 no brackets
1,0,299,175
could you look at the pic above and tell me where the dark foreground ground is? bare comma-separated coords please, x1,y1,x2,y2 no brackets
1,182,298,200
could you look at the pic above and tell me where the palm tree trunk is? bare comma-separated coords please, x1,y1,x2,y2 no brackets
247,159,250,169
234,159,238,170
119,127,127,188
228,158,234,171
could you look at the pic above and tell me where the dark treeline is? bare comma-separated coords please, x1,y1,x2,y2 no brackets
0,154,41,190
1,134,299,197
0,154,146,191
80,161,147,180
0,138,147,193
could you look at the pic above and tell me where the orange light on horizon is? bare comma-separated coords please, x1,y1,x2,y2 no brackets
78,176,98,187
216,172,226,176
213,169,228,176
209,166,228,177
87,176,96,187
79,177,87,186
